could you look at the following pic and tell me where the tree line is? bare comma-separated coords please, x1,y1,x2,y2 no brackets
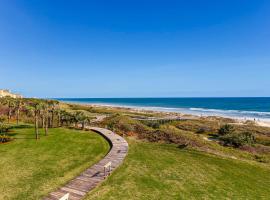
0,97,91,140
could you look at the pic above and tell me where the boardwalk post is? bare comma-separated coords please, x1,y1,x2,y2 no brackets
104,161,112,177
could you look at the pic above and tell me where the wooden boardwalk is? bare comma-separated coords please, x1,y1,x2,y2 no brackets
44,127,128,200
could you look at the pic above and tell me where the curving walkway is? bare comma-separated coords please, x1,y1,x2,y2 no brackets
44,127,128,200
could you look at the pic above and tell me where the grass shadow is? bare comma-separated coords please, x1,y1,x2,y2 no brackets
9,124,33,129
14,137,37,140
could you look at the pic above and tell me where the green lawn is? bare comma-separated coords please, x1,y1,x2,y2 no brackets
0,126,110,200
86,138,270,200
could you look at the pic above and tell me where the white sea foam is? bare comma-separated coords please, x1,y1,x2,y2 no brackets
189,107,270,116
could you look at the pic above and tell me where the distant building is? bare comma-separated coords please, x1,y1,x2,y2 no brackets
0,89,23,98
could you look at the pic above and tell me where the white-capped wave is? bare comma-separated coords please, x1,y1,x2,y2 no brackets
189,107,270,116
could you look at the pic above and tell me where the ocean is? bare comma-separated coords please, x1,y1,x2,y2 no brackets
57,98,270,121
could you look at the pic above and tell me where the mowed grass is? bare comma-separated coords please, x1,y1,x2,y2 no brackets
0,126,110,200
86,138,270,200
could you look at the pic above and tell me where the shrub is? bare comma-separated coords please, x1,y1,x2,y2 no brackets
254,155,268,163
242,132,256,145
0,135,12,143
143,121,160,129
173,119,217,133
196,126,212,134
218,124,235,136
240,145,270,154
0,123,10,133
138,129,190,145
102,114,149,134
220,131,255,147
0,116,5,123
119,123,134,132
255,136,270,146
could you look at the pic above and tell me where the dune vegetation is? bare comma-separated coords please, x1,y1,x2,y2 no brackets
91,113,270,163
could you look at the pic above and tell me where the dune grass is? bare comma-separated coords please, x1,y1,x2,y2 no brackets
0,126,109,200
86,138,270,200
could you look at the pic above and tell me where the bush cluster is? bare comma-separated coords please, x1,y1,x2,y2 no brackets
0,124,10,133
218,124,235,135
220,132,255,147
218,124,255,147
102,115,203,147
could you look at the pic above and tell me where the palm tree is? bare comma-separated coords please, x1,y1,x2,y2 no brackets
44,102,49,136
59,109,66,127
0,117,6,135
73,111,81,128
47,100,59,128
80,113,88,130
73,111,89,129
26,98,43,140
59,110,67,126
54,108,62,127
81,113,90,130
67,112,74,126
0,97,15,124
40,101,49,136
14,98,24,125
59,110,72,127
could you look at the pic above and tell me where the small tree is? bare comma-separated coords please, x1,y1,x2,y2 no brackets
218,124,235,136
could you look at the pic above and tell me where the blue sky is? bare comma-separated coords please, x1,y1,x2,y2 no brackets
0,0,269,98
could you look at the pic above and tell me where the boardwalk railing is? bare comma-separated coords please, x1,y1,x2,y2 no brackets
44,127,128,200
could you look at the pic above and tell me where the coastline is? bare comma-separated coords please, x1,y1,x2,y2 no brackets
61,101,270,128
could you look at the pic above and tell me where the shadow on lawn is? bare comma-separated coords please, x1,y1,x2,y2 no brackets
10,124,33,129
14,137,37,140
7,130,38,140
1,124,43,141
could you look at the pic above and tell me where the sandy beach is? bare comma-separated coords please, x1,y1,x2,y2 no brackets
65,102,270,128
